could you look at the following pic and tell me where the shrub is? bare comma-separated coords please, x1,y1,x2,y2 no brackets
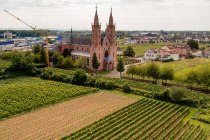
105,81,118,90
85,77,96,87
71,70,87,85
169,86,187,102
122,83,132,93
40,69,52,79
62,56,74,69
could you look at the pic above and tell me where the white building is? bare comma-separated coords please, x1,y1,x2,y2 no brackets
144,49,160,60
169,54,180,60
0,40,15,51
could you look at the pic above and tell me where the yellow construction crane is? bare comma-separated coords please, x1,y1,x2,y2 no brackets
4,10,50,67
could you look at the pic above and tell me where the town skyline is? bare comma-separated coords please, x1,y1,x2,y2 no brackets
1,0,210,31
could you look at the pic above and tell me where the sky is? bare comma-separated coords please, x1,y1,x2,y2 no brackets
0,0,210,31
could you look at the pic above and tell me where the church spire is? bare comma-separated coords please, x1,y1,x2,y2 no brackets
94,5,99,25
70,27,73,45
108,6,113,26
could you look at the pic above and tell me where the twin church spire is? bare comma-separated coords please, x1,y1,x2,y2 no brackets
92,6,116,47
93,6,114,26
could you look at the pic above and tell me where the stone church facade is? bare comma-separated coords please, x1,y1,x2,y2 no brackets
60,7,117,71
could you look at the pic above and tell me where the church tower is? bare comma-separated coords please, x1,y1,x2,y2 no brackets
92,6,101,47
106,8,116,46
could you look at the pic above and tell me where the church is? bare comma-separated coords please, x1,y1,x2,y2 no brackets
60,7,117,71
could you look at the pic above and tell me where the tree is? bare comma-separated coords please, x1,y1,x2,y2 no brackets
39,48,46,64
147,62,160,84
136,65,147,80
126,65,137,79
160,67,174,85
62,48,71,58
186,71,198,90
92,53,100,72
57,55,64,67
62,56,74,69
187,39,199,50
52,52,60,66
169,86,187,102
122,83,132,93
71,69,87,85
8,53,36,75
33,54,41,63
33,44,42,54
48,39,53,44
75,56,86,68
117,57,125,78
123,46,135,57
200,67,210,91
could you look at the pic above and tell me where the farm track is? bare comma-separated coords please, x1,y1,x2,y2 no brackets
0,92,137,140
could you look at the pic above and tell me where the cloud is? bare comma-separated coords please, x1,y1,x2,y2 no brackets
0,0,72,9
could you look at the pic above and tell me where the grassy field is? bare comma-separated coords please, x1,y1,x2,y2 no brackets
119,44,163,56
119,43,210,57
136,58,210,82
63,98,208,140
0,77,98,119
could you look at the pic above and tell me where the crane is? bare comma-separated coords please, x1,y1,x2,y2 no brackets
4,10,50,67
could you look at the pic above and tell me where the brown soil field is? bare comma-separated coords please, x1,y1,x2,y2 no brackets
0,92,137,140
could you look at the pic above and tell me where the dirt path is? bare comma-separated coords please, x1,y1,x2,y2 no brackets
0,92,137,140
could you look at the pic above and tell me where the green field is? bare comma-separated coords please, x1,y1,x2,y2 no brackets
0,77,98,119
63,98,208,140
119,43,210,57
135,58,210,82
119,44,163,56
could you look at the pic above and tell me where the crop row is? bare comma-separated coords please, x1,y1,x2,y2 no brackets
0,77,98,119
63,99,207,140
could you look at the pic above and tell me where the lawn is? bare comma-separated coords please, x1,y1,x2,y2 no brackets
0,77,98,119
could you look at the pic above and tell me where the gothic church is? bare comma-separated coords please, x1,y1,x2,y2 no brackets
60,7,117,70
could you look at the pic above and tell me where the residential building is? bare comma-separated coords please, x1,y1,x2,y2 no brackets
144,49,160,60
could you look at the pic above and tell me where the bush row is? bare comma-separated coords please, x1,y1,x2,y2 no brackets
39,68,206,108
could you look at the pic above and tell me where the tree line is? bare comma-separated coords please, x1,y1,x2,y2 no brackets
125,62,210,91
126,63,174,85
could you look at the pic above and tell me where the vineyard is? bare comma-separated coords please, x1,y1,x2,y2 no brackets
0,92,137,139
0,77,98,119
63,99,208,140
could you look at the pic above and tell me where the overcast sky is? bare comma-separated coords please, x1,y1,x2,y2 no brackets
0,0,210,31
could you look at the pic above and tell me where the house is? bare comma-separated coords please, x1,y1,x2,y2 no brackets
60,7,117,71
160,45,191,59
159,54,180,61
144,49,160,60
203,49,210,58
117,47,123,56
192,50,203,57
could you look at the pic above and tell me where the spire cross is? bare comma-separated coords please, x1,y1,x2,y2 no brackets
95,4,97,10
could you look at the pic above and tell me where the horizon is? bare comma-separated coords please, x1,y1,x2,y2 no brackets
1,0,210,31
